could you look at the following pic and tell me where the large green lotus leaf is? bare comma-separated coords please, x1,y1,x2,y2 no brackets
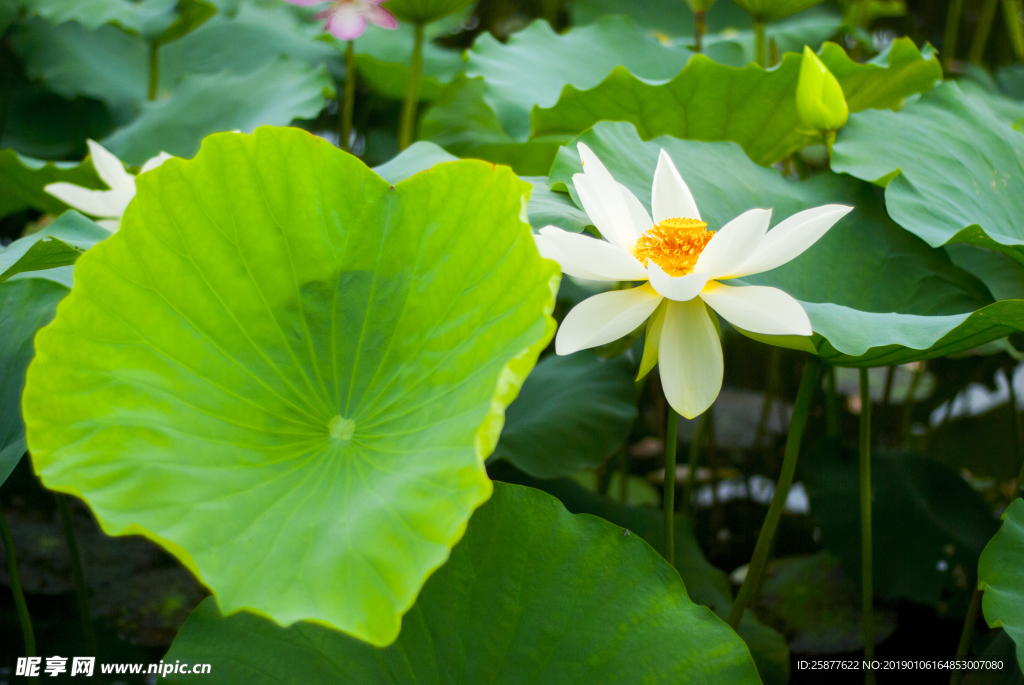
545,122,1022,366
9,19,148,114
947,244,1024,302
833,82,1024,266
1,68,116,160
490,462,789,685
0,0,16,33
23,0,178,38
804,446,999,616
420,15,708,174
488,351,637,479
165,482,761,684
571,0,753,37
22,126,559,646
964,630,1024,683
0,279,68,487
521,175,592,233
758,552,896,655
102,59,332,165
467,16,696,140
11,4,337,114
353,17,467,102
0,149,103,220
382,0,474,24
368,142,580,232
999,64,1024,98
925,404,1022,480
370,140,458,183
159,3,337,90
532,39,941,166
0,211,110,286
960,65,1024,129
700,13,842,67
153,0,216,45
420,76,562,176
733,0,826,21
979,499,1024,671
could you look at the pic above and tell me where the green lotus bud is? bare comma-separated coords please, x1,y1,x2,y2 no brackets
796,45,849,132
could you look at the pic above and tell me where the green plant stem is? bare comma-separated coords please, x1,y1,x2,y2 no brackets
1,496,35,657
1007,366,1024,494
1017,452,1024,496
824,130,837,162
398,23,425,151
969,0,1000,64
950,588,983,685
617,445,630,504
1008,365,1021,462
727,357,821,629
754,346,781,450
0,36,14,145
57,494,97,655
1002,0,1024,60
859,368,875,685
826,365,840,439
900,362,925,444
881,365,895,407
694,11,706,52
685,411,711,516
943,0,965,69
147,41,159,101
663,404,679,566
542,0,558,27
340,41,356,153
754,19,767,67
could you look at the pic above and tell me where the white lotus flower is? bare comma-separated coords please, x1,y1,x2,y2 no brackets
535,144,852,418
45,140,172,232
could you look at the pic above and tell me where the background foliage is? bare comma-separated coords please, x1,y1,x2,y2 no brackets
1,0,1024,684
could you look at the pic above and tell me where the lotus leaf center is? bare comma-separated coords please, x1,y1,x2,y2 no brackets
633,218,713,277
328,415,356,442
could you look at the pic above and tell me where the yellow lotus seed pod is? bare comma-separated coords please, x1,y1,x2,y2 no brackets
796,45,849,132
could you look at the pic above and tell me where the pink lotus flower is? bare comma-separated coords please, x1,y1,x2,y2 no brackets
286,0,398,40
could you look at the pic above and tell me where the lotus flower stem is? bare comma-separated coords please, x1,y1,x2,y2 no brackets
754,345,781,449
969,0,1000,64
0,496,35,657
1007,365,1024,493
57,494,97,655
341,41,356,152
880,365,896,406
1002,0,1024,60
859,367,875,685
542,0,558,27
1017,446,1024,495
826,365,840,439
694,11,706,52
617,446,630,504
398,23,425,150
754,20,766,67
899,362,925,444
943,0,965,70
727,357,820,629
684,410,710,516
949,587,983,685
147,42,159,101
663,403,679,565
